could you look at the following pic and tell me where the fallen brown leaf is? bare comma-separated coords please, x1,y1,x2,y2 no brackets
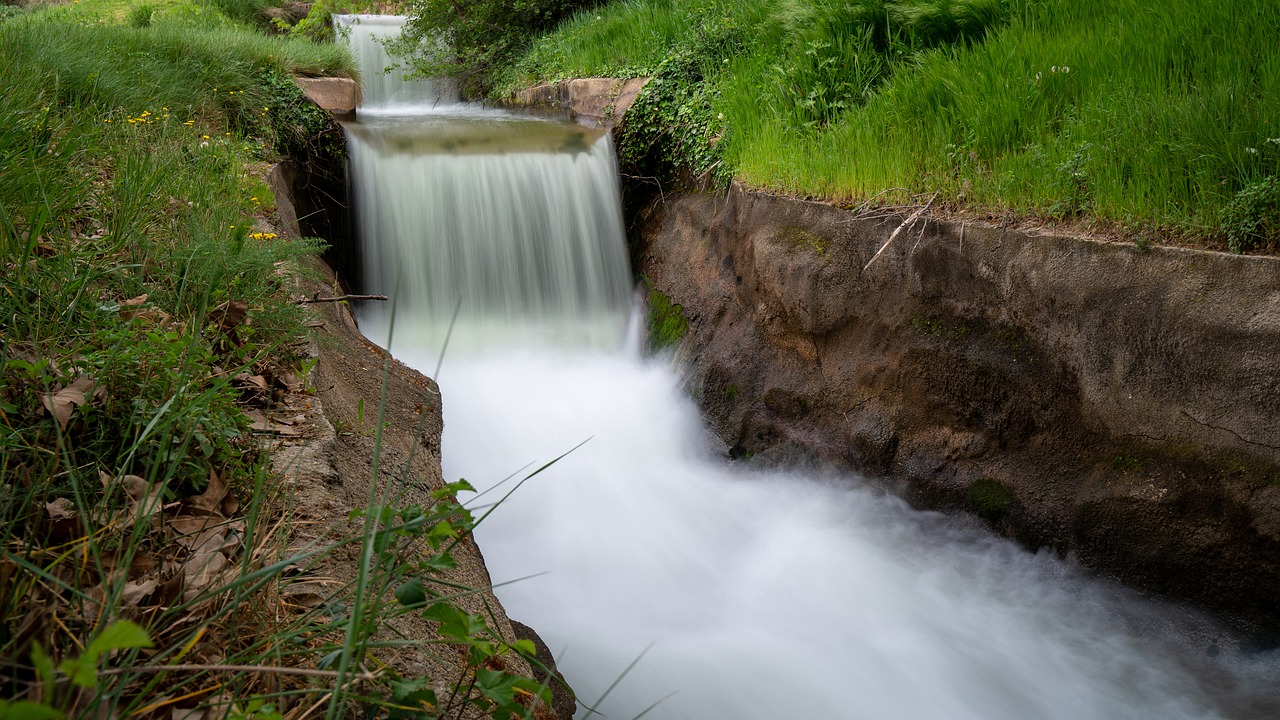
40,376,100,431
121,578,160,608
244,410,302,437
209,300,248,333
46,497,76,521
111,474,167,528
183,550,227,600
186,469,228,517
118,294,149,320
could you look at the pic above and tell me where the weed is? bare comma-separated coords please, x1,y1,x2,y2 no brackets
1222,175,1280,253
126,1,155,26
1113,451,1142,471
1048,142,1093,218
911,314,971,339
968,476,1014,522
645,280,688,351
781,226,829,255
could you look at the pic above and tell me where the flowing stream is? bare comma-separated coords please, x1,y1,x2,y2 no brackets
339,17,1279,719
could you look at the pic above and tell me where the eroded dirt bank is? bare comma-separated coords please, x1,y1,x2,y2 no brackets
639,184,1280,629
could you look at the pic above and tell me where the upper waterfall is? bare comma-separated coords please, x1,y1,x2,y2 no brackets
333,14,459,111
339,16,633,355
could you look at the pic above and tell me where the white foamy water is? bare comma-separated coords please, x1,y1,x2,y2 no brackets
343,18,1279,720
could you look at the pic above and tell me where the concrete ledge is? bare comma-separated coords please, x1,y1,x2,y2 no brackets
508,77,651,129
294,77,361,120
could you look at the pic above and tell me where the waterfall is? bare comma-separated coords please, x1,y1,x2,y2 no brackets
340,19,1279,720
340,15,632,352
333,14,458,111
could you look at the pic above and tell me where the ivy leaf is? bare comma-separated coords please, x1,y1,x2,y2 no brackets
394,579,428,607
475,667,519,706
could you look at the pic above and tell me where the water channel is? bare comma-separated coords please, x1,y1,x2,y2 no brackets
337,16,1279,719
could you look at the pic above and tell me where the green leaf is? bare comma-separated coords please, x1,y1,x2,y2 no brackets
474,667,519,705
421,551,456,572
84,620,153,659
421,601,466,628
428,520,457,540
29,642,55,688
57,657,97,690
58,621,154,689
512,639,537,657
0,700,65,720
394,579,428,607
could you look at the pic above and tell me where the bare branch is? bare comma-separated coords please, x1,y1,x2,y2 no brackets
298,294,388,305
861,191,940,274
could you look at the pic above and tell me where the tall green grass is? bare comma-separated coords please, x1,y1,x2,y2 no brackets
506,0,1280,242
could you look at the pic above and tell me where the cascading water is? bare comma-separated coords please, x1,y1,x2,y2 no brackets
340,19,1279,719
334,15,458,111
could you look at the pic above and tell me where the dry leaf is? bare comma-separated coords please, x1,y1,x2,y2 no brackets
169,514,220,537
274,370,303,394
183,550,227,599
186,469,227,517
118,294,149,320
114,474,167,527
46,497,76,521
121,578,159,607
244,410,302,437
209,300,248,333
172,709,207,720
40,376,99,431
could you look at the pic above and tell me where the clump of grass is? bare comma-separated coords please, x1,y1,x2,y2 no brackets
506,0,1280,246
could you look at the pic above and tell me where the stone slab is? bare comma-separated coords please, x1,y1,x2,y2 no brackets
294,76,360,120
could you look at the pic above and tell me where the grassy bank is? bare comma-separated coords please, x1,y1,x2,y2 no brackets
495,0,1280,250
1,3,554,717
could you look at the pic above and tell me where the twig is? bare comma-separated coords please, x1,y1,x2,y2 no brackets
97,663,380,681
861,191,940,274
298,294,388,305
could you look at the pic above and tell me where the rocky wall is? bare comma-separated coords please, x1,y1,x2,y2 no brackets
639,184,1280,629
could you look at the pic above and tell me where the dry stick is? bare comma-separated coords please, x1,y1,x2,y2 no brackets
298,294,388,304
97,663,380,681
861,191,940,274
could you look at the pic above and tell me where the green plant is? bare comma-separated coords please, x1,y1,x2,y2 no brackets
967,476,1014,522
126,1,156,26
645,281,688,351
400,0,602,95
1048,142,1093,218
1222,175,1280,253
1113,451,1142,471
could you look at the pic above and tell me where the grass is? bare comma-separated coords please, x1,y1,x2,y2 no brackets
497,0,1280,248
1,1,558,717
